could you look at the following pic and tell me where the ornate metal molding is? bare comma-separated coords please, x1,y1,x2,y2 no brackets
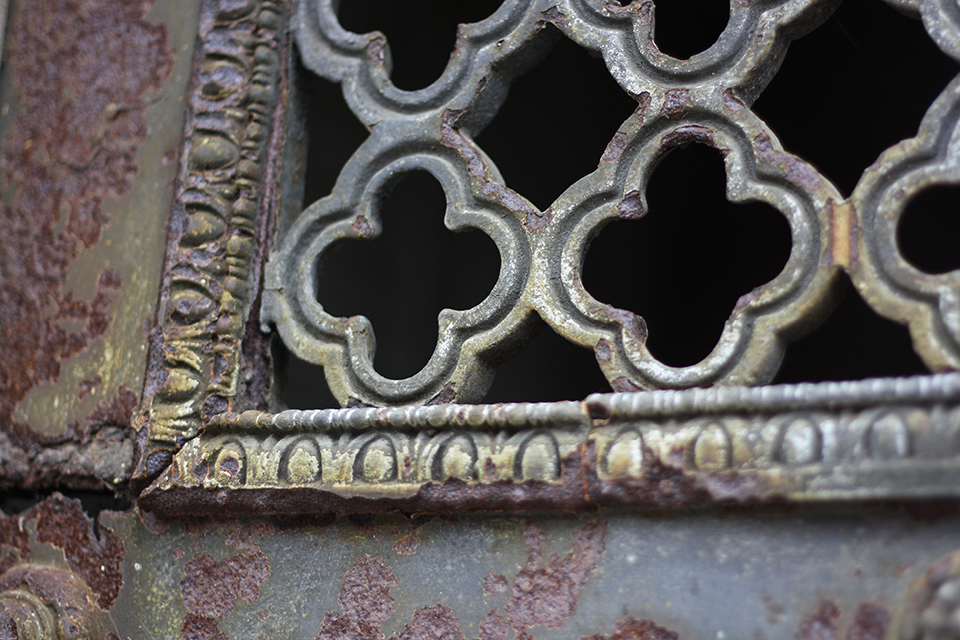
139,373,960,514
135,0,290,482
136,0,960,516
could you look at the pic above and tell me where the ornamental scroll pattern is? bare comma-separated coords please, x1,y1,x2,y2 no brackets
265,0,960,407
138,0,286,456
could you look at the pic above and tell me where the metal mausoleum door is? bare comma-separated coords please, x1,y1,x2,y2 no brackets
3,1,960,639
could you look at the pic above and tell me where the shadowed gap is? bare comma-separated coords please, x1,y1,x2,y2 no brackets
898,184,960,275
752,0,958,196
476,32,637,211
650,0,728,60
336,0,506,90
583,143,792,367
315,171,500,381
774,277,928,383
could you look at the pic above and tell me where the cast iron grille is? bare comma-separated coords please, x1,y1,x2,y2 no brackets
134,0,960,514
263,0,960,408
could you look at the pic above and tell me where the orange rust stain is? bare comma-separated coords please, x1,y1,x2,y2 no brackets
829,200,857,269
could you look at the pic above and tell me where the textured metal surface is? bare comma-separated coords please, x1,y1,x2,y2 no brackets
4,1,960,639
93,504,960,640
141,372,960,514
264,0,960,408
133,0,294,490
131,0,960,515
264,0,843,406
0,495,125,639
0,0,199,489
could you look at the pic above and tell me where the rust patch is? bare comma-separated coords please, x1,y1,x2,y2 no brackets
0,611,16,640
797,599,840,640
722,88,746,113
353,216,374,238
502,519,608,631
602,132,629,162
367,35,388,66
611,377,644,392
482,573,509,596
617,191,646,219
426,383,458,407
637,2,652,24
6,423,129,490
392,530,421,557
595,339,613,364
539,7,567,28
845,604,889,640
29,493,124,609
315,524,613,640
390,604,465,640
0,565,103,639
316,555,398,640
180,550,270,630
582,617,678,640
583,440,758,508
182,613,229,640
599,307,648,346
660,90,690,119
662,125,714,150
478,609,509,640
754,134,822,191
0,0,172,439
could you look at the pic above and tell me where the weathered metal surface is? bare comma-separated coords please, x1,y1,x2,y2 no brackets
91,505,960,640
5,0,960,637
140,372,960,514
264,0,846,407
8,496,960,640
0,0,200,487
263,0,960,409
0,494,126,638
133,0,295,490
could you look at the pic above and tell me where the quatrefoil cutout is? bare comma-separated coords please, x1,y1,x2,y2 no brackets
269,0,855,406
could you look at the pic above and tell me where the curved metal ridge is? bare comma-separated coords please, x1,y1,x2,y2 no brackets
265,0,849,407
591,371,960,417
207,372,960,433
207,400,584,433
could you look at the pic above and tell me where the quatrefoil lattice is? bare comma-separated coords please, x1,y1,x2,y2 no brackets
263,0,960,407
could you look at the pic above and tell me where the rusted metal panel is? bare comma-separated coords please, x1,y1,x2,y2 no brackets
6,0,960,638
0,0,200,489
2,499,951,640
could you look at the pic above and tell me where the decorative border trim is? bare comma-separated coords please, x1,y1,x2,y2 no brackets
140,373,960,514
134,0,289,486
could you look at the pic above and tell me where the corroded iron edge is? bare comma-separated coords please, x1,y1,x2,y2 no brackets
133,0,291,490
139,373,960,515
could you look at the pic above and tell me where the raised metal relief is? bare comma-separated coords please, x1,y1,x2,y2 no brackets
137,0,288,467
264,0,849,406
139,0,960,513
140,373,960,513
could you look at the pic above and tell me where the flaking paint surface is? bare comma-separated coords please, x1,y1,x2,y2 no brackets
0,0,200,439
